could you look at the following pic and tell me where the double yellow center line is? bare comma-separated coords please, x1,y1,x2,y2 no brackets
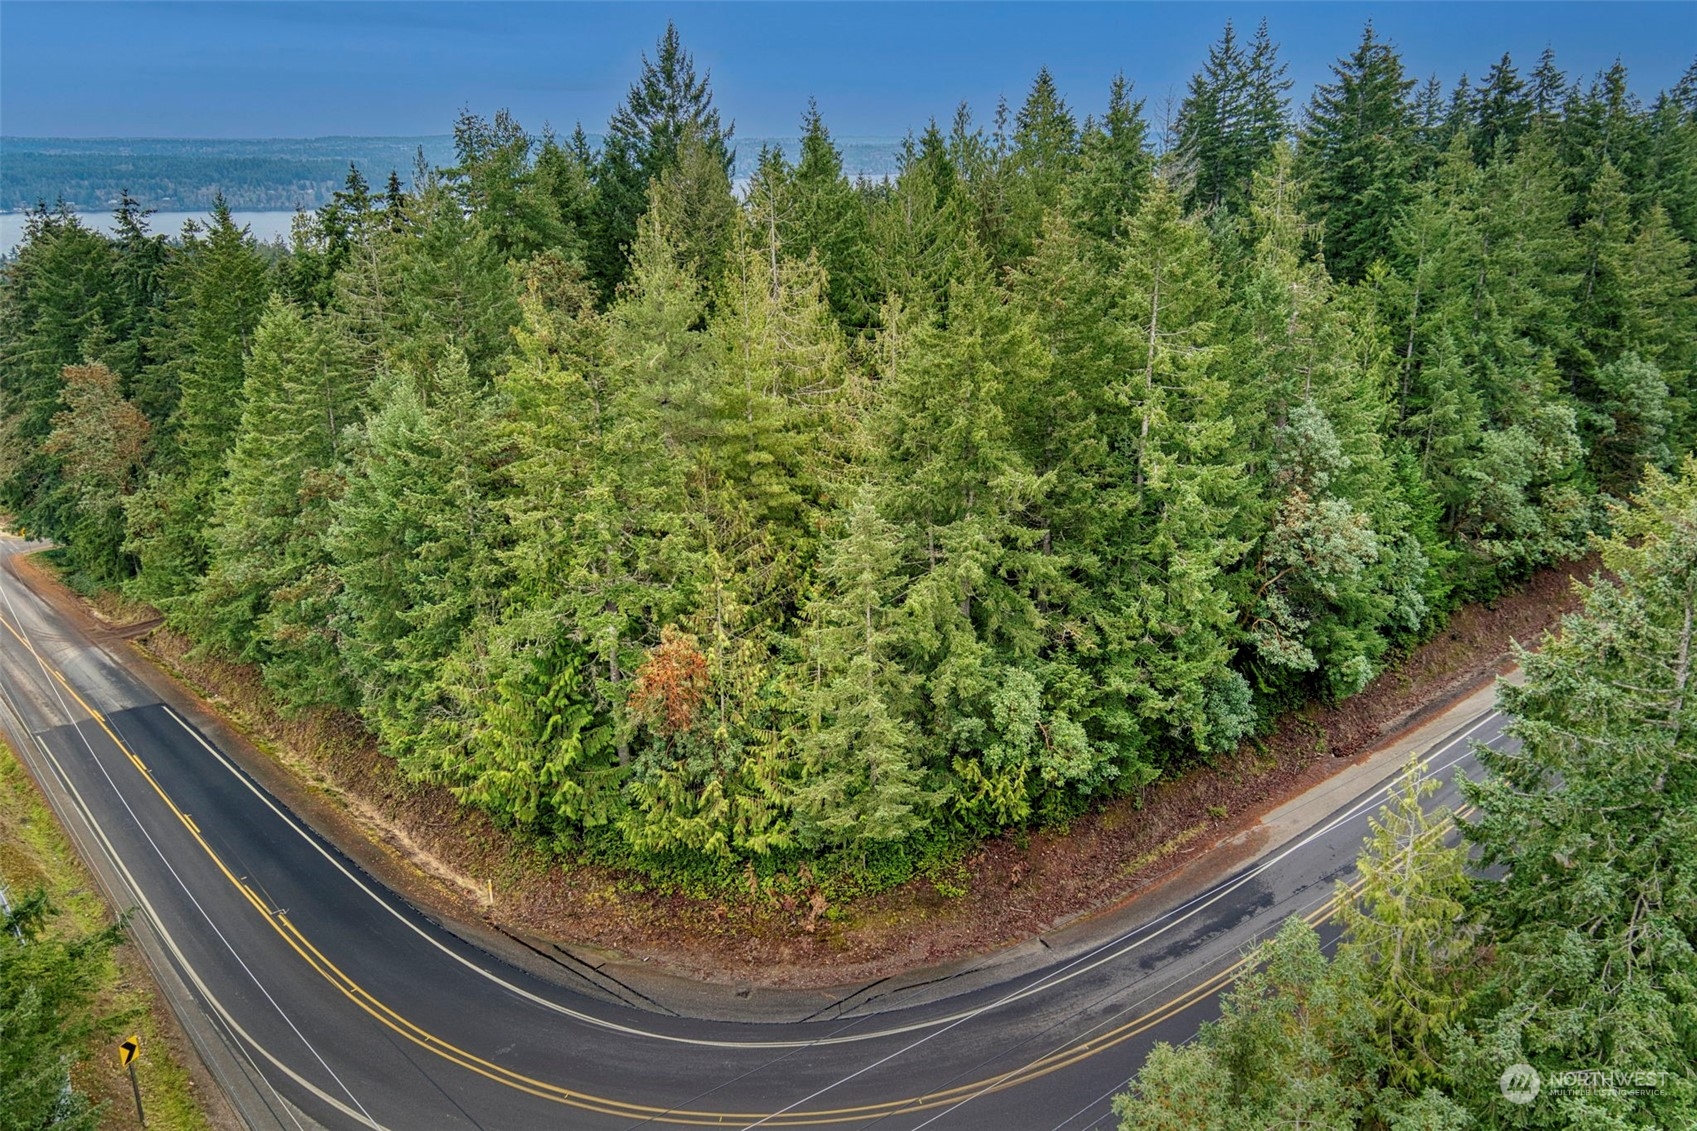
0,603,1458,1126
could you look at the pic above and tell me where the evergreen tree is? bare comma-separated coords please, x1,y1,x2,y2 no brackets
532,124,597,268
1069,74,1154,247
617,219,851,854
871,271,1059,823
1109,181,1253,755
1028,182,1255,776
589,23,732,298
1646,82,1697,245
1559,60,1650,209
1576,158,1637,354
1473,53,1534,157
1579,177,1695,399
1175,20,1291,216
166,200,275,469
645,128,740,290
0,890,126,1131
942,101,1016,270
280,164,377,311
792,488,934,846
377,182,523,381
1459,462,1697,1126
381,169,409,232
333,350,508,768
1011,209,1151,787
1528,46,1568,130
756,103,879,334
1590,352,1674,495
1407,74,1454,181
1575,200,1695,477
108,195,171,413
1002,67,1080,261
1384,136,1592,583
43,363,150,586
192,296,364,707
124,200,271,609
1116,916,1375,1131
0,207,125,538
454,637,616,834
1299,23,1417,281
868,123,973,315
1116,761,1483,1129
494,217,699,783
448,108,571,261
1336,758,1479,1089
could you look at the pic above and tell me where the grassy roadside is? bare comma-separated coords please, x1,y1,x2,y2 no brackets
0,731,214,1131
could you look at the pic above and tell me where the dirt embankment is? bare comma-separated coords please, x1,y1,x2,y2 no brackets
13,549,1595,988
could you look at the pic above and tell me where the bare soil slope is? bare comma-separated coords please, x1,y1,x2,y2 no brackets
13,550,1593,988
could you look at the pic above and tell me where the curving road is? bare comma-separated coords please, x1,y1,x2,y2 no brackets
0,532,1512,1131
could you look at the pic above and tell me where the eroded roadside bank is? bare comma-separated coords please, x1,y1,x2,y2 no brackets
6,543,1592,992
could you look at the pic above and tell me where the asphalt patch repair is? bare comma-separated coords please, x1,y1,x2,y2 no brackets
11,548,1595,990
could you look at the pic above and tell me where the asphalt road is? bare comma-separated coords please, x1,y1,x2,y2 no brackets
0,533,1511,1131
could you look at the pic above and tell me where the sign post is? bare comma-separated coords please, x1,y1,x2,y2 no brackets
118,1035,144,1126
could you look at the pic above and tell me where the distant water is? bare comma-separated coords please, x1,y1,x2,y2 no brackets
1,209,300,253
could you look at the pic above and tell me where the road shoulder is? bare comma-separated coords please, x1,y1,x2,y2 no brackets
1,537,1582,1019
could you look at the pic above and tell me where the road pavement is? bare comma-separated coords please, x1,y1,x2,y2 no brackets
0,533,1513,1130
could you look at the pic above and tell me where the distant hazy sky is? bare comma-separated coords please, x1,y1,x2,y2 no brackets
2,2,1692,140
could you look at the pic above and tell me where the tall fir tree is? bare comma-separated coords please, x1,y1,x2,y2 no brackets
1472,53,1534,157
124,200,271,610
1175,20,1291,217
332,350,509,771
1298,23,1417,281
192,296,364,708
0,207,126,538
1069,74,1154,247
753,103,879,335
1559,60,1650,211
1107,181,1257,758
42,362,150,585
589,23,732,299
1001,67,1081,262
1458,462,1697,1127
447,108,569,261
494,216,700,786
868,123,974,316
792,487,934,847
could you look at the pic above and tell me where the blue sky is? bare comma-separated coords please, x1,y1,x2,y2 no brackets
2,2,1692,140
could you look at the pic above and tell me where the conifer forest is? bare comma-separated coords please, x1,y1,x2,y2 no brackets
4,21,1695,889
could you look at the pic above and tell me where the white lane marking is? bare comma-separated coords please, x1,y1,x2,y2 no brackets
733,726,1499,1129
26,726,389,1131
0,664,335,1131
0,566,384,1128
3,536,1510,1078
155,689,1500,1055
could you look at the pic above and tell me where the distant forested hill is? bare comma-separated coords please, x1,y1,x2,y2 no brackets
0,135,904,213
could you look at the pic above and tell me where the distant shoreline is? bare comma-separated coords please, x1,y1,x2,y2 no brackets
0,209,301,252
0,133,907,218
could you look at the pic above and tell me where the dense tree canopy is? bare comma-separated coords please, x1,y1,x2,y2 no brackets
1116,460,1697,1129
3,24,1693,889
